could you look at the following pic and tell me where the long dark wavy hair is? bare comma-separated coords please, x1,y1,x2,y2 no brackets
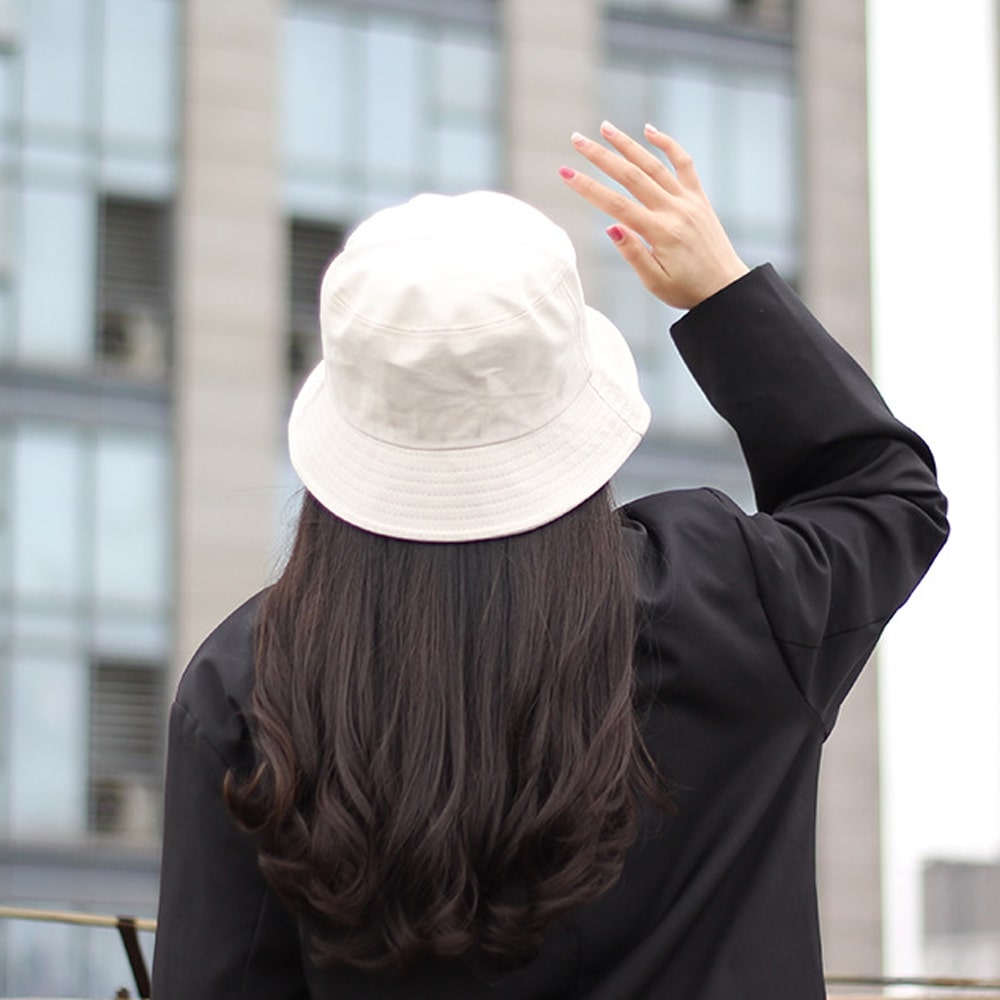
225,486,667,973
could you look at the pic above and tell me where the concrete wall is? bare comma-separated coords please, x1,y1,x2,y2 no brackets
799,0,883,975
173,0,286,684
502,0,602,286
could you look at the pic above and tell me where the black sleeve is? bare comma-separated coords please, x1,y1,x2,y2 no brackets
152,699,309,1000
670,265,949,731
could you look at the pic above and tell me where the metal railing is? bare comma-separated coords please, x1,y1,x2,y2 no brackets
3,905,1000,1000
0,905,153,999
825,974,1000,998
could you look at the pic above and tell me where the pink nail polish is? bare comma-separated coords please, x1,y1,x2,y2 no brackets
606,225,625,244
558,166,576,180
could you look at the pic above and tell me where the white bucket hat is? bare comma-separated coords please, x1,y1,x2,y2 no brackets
288,191,650,542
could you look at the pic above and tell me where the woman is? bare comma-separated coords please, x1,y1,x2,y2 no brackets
153,124,948,998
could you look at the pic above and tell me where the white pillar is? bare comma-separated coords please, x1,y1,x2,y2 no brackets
173,0,285,684
502,0,602,287
799,0,883,975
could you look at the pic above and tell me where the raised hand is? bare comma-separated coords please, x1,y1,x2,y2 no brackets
560,121,749,311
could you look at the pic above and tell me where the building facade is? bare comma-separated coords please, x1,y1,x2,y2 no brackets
0,0,877,992
923,859,1000,978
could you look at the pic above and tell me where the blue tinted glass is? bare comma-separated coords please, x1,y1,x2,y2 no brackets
101,0,179,149
605,64,649,138
0,425,8,591
11,424,84,600
93,430,170,609
363,20,424,180
730,73,796,231
435,31,497,117
283,9,354,171
656,65,729,215
5,916,86,995
432,125,497,191
17,184,95,365
22,0,88,133
0,52,15,127
8,650,88,836
603,43,796,439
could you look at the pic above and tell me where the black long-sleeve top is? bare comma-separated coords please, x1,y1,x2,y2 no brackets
153,265,948,999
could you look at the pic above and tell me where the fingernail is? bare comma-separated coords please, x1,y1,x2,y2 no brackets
558,165,576,180
600,120,618,137
644,122,660,135
570,131,586,146
606,225,625,244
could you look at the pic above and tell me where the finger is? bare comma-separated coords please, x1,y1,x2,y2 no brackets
598,121,684,197
558,165,654,235
642,124,704,193
605,224,670,300
570,129,677,208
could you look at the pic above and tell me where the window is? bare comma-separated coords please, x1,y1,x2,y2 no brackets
288,219,344,384
16,184,95,367
282,0,499,218
0,420,172,838
609,0,793,29
601,11,798,440
88,660,163,837
100,0,178,150
96,197,172,377
8,651,88,836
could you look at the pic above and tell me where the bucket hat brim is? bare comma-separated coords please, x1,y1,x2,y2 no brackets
288,304,650,542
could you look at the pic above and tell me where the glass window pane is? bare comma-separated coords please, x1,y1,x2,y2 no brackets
598,253,657,364
282,10,354,170
0,426,8,593
602,39,797,440
17,185,96,365
655,65,728,214
93,430,170,608
101,0,178,149
5,917,86,996
0,52,15,128
605,64,649,138
657,353,728,435
435,31,496,117
364,21,424,180
22,0,88,133
11,425,84,600
730,74,796,232
431,126,497,191
9,650,88,836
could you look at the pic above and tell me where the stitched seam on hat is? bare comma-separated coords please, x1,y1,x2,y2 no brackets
325,376,605,453
587,374,649,435
323,270,581,335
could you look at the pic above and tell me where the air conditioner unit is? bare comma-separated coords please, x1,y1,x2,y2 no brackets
90,776,159,838
0,1,19,51
99,308,168,377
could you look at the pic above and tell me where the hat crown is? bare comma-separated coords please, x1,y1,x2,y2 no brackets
319,192,591,449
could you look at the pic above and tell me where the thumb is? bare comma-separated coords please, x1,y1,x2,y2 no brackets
605,224,672,304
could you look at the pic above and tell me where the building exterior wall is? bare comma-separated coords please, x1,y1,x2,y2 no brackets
798,0,884,976
173,0,286,683
923,859,1000,978
503,0,601,285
